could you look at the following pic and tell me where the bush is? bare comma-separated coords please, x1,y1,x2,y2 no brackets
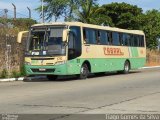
13,18,37,30
20,65,26,76
0,69,8,78
11,71,21,78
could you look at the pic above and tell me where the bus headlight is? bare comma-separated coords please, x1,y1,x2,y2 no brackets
25,62,31,65
55,61,66,65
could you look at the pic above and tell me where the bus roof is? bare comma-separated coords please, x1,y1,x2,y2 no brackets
32,22,144,35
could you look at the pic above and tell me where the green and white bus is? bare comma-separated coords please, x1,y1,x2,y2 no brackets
17,22,146,80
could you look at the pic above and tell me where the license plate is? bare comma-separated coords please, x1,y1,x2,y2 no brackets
39,68,46,71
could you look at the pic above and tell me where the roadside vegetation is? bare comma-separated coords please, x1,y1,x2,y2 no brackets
0,18,36,36
0,18,35,79
146,50,160,66
0,66,26,79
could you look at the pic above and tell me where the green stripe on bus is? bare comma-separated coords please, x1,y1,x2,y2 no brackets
130,47,139,57
25,57,146,76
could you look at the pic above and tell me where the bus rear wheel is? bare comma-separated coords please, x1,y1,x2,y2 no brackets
78,64,89,79
123,61,130,74
47,75,58,81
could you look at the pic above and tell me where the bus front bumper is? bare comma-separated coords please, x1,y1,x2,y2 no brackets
25,64,68,76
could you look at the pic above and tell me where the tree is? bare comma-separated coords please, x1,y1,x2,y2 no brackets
36,0,69,22
99,2,143,29
72,0,111,25
64,0,80,21
73,0,97,23
140,10,160,49
36,0,101,22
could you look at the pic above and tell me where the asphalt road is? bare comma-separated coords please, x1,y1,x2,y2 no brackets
0,68,160,116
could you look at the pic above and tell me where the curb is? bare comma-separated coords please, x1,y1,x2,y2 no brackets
140,66,160,69
0,76,46,82
0,77,24,82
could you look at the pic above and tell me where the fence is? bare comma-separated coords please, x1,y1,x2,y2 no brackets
0,8,39,21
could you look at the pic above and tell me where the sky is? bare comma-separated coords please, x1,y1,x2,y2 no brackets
0,0,160,22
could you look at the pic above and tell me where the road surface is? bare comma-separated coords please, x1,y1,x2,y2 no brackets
0,68,160,116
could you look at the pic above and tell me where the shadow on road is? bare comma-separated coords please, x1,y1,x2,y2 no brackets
23,70,141,82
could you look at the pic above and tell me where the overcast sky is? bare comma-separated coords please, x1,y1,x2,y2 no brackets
0,0,159,22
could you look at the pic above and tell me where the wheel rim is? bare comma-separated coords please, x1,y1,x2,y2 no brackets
125,62,129,72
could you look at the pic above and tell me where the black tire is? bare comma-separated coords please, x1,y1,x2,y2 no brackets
78,64,89,79
123,61,130,74
47,75,58,81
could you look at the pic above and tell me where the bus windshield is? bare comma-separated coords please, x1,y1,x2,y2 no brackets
26,27,66,56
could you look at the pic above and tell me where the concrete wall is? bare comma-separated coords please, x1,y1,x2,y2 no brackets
0,34,26,74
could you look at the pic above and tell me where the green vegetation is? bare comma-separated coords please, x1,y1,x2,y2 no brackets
36,0,160,49
98,2,143,29
140,10,160,49
36,0,72,21
11,70,21,78
0,18,36,37
0,66,26,78
0,18,36,30
0,69,8,78
20,65,26,76
36,0,98,22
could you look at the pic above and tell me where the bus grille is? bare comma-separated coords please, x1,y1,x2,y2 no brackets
31,68,55,73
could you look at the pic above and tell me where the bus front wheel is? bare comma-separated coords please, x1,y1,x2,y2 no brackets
47,75,58,81
78,64,89,79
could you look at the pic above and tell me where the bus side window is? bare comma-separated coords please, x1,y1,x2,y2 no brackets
140,36,144,47
133,35,139,47
83,28,87,44
112,32,120,46
130,35,134,47
96,30,100,44
127,34,131,46
68,26,82,60
108,32,112,45
119,33,123,46
99,30,108,45
85,28,96,44
122,33,129,46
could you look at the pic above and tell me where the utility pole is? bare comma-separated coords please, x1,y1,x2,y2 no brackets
41,0,44,23
27,7,31,19
12,3,16,20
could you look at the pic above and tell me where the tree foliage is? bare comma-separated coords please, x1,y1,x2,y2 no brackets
36,0,99,22
98,2,143,29
36,0,68,21
140,10,160,49
36,0,80,22
36,1,160,49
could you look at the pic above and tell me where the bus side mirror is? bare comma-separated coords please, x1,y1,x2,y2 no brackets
63,29,70,42
17,31,29,43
